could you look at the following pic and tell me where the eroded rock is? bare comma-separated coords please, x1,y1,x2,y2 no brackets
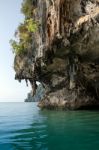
14,0,99,110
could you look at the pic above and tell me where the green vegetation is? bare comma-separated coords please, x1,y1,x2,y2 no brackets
10,40,26,55
10,0,38,55
25,18,38,32
21,0,34,18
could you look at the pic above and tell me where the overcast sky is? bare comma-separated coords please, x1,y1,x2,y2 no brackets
0,0,31,102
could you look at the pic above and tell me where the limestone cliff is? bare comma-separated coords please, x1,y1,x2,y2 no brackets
14,0,99,110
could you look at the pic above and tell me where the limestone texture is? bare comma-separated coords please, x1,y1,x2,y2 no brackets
15,0,99,110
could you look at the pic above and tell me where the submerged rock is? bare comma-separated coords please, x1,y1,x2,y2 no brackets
14,0,99,110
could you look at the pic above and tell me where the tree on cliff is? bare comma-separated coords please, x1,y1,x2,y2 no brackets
10,0,38,55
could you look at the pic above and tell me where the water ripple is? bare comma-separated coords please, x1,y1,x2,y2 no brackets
0,103,99,150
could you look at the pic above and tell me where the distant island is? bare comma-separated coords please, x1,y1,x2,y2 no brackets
25,84,44,102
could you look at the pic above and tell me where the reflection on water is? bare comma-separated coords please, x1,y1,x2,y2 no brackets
0,103,48,150
11,115,48,150
0,103,99,150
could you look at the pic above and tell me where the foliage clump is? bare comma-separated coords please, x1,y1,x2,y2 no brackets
21,0,34,18
10,40,26,55
10,0,38,55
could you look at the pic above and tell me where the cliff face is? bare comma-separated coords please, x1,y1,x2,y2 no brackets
14,0,99,109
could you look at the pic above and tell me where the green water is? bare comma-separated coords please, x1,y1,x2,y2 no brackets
0,103,99,150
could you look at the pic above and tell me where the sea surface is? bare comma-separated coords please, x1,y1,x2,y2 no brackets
0,102,99,150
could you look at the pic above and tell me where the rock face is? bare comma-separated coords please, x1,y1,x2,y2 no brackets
14,0,99,110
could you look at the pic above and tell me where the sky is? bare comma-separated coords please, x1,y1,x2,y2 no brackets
0,0,31,102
